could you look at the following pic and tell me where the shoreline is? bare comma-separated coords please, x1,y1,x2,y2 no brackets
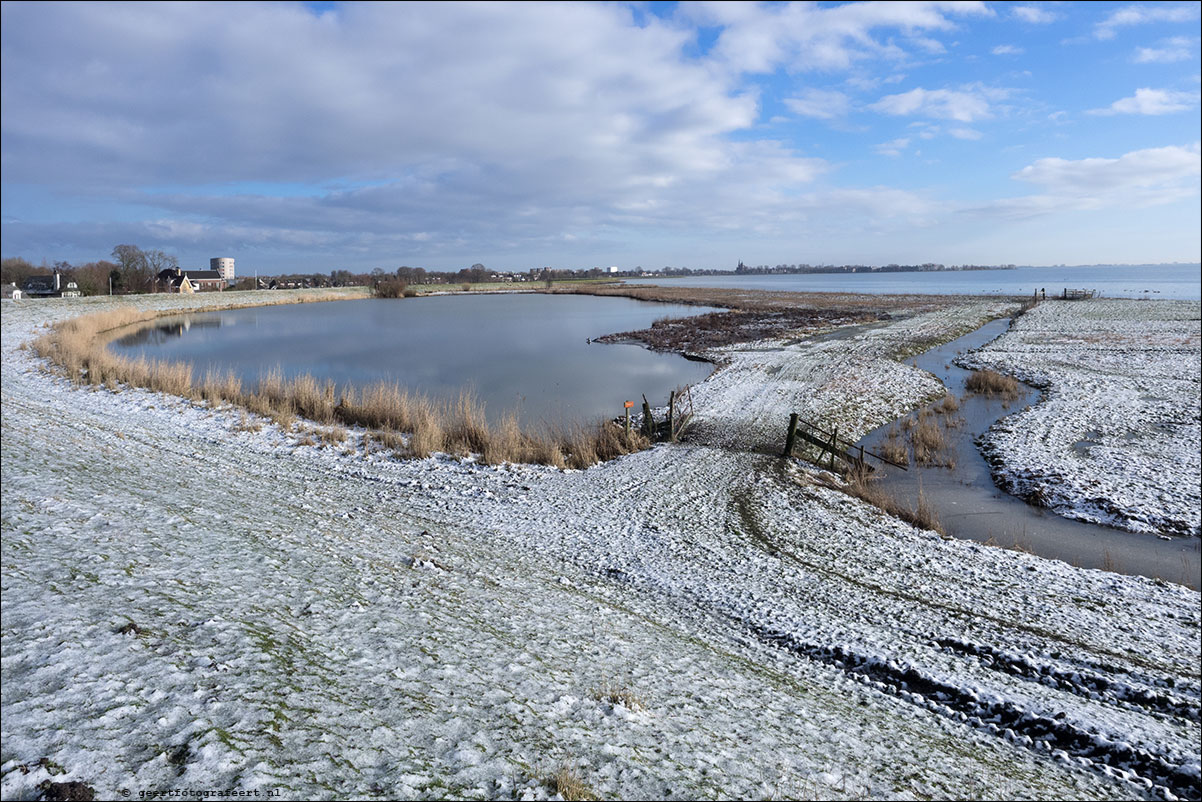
3,291,1199,801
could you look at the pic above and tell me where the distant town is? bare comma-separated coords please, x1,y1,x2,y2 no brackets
0,244,1037,298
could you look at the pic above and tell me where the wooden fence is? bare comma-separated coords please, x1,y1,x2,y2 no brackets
782,413,907,473
635,385,695,442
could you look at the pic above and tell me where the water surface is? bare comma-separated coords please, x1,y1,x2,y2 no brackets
855,318,1200,587
112,294,715,426
628,264,1201,299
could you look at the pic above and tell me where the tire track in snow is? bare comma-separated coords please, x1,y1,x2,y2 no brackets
746,624,1200,801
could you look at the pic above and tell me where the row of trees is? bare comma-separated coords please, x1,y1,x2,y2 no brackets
4,249,642,298
2,245,181,295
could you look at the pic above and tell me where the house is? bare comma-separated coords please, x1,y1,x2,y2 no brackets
182,269,226,291
156,268,194,294
22,271,81,298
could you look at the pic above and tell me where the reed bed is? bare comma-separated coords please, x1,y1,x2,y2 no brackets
817,468,945,536
935,393,960,414
879,425,908,466
31,307,651,469
964,368,1021,399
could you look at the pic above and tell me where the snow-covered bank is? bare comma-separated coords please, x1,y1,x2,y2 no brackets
3,293,1199,801
961,299,1201,537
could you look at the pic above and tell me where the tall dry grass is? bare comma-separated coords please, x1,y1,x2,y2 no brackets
935,393,960,414
879,425,908,466
830,469,945,536
31,306,654,469
964,368,1021,399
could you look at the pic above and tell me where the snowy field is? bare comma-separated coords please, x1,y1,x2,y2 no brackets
3,292,1199,801
962,299,1202,537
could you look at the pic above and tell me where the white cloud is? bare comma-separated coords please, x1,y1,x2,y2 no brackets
680,1,991,74
784,89,851,119
1134,36,1196,62
1087,87,1200,115
948,127,983,140
975,143,1202,218
871,84,1009,122
1095,4,1201,40
1014,143,1200,192
1,1,847,265
992,44,1024,55
874,137,911,156
1011,6,1058,24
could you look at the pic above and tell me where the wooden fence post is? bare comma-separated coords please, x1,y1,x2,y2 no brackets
783,413,799,457
642,395,654,440
668,391,676,441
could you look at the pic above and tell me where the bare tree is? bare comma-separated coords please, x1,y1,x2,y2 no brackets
111,244,151,294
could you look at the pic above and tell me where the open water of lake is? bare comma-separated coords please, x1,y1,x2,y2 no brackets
111,294,716,426
628,263,1201,299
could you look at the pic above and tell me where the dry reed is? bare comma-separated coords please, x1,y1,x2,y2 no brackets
31,305,655,469
547,766,597,802
964,369,1021,399
879,425,908,466
830,469,945,536
936,393,959,413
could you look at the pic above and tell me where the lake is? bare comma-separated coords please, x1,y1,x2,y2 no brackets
628,263,1201,299
111,293,716,426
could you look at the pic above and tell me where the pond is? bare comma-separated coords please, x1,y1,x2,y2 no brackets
110,293,716,426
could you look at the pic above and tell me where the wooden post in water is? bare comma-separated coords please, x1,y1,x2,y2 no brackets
784,413,799,457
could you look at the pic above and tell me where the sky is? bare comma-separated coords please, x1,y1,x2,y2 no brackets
1,1,1200,274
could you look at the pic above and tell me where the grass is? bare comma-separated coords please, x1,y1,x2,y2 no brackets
825,468,945,536
31,306,652,469
935,393,960,414
589,681,645,711
909,409,955,468
545,765,598,802
878,426,908,466
964,368,1021,400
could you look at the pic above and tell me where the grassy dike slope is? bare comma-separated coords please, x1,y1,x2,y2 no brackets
3,291,1198,801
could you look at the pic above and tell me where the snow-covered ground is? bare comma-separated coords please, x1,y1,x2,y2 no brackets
961,299,1201,537
3,293,1199,801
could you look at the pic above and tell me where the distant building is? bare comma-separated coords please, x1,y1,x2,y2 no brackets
210,257,235,283
156,268,195,294
608,266,619,273
22,271,81,298
183,269,226,291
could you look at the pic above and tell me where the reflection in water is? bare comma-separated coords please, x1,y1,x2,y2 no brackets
109,295,715,427
115,315,223,347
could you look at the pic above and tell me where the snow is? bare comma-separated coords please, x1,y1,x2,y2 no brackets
2,292,1199,801
960,299,1201,537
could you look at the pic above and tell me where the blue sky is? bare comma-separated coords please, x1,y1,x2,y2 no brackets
2,1,1199,273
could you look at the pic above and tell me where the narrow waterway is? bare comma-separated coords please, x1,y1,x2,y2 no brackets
856,317,1201,588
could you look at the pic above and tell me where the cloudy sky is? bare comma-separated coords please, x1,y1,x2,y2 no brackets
2,1,1199,273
